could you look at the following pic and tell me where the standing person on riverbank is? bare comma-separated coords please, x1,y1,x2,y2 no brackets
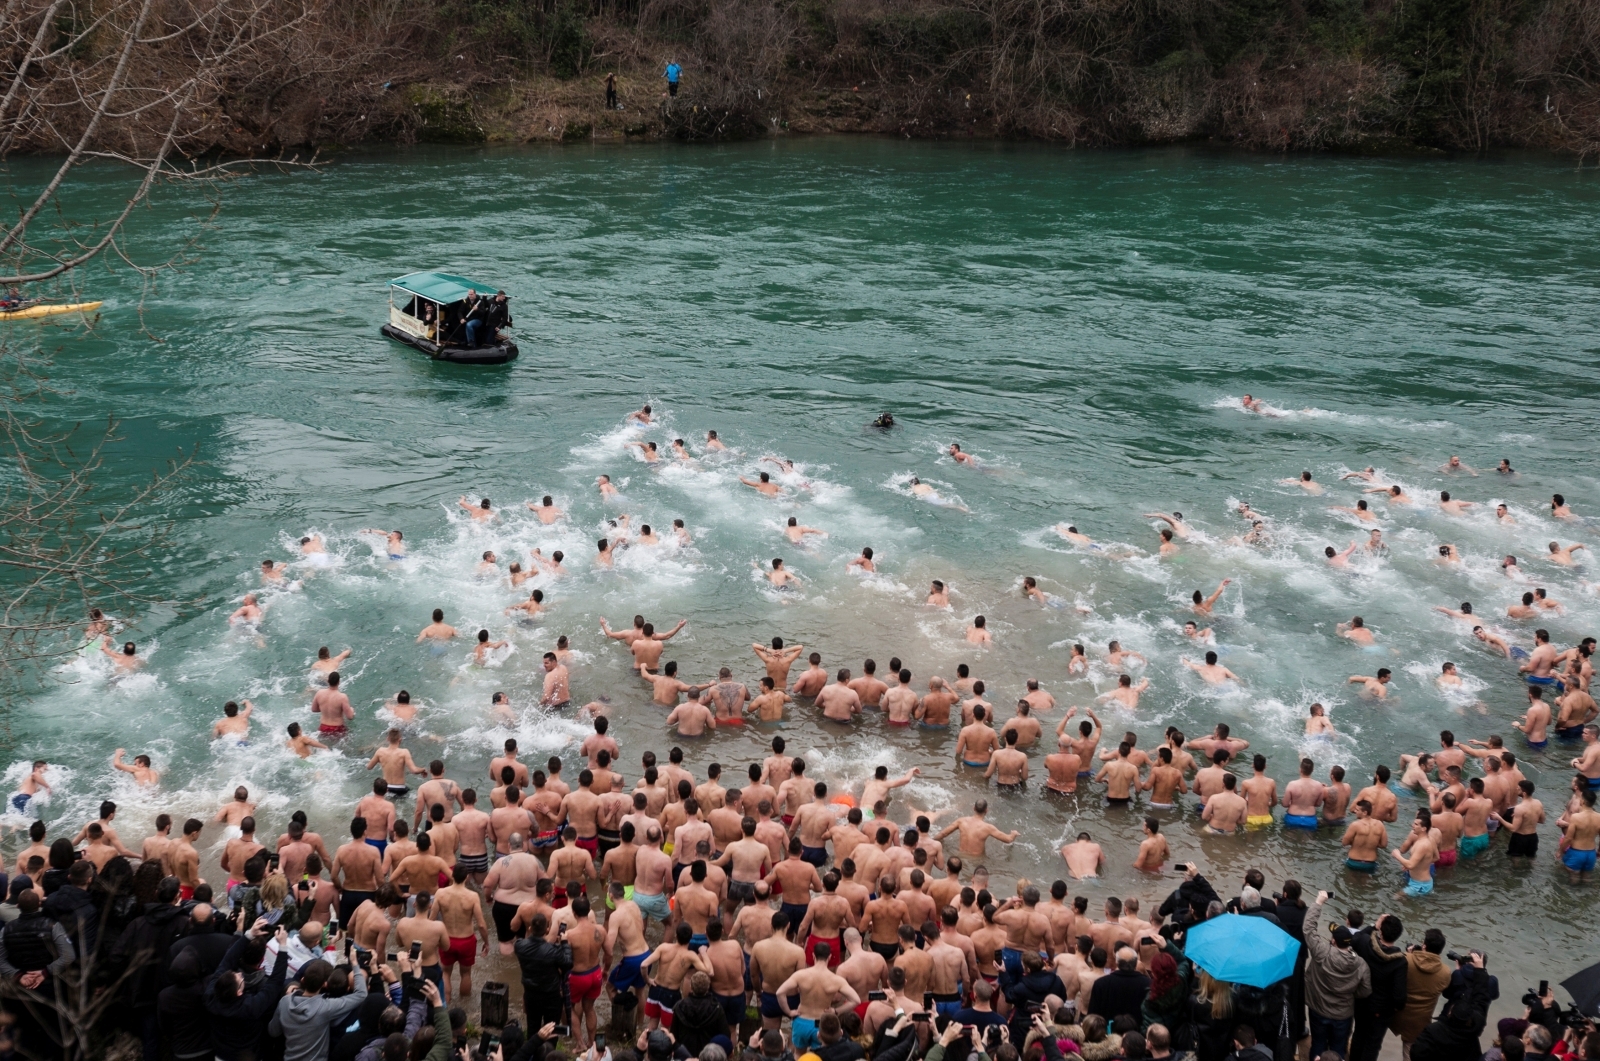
605,72,618,110
664,60,681,99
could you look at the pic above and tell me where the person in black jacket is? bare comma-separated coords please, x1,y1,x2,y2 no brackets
42,859,97,959
514,913,572,1031
1002,951,1069,1042
158,948,211,1061
1270,881,1308,1049
206,923,291,1061
114,875,188,1061
1410,953,1490,1061
1349,913,1406,1061
1158,869,1220,935
815,1012,864,1061
670,972,728,1056
1089,948,1152,1022
167,903,236,977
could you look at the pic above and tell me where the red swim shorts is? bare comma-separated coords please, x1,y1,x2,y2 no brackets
441,935,478,968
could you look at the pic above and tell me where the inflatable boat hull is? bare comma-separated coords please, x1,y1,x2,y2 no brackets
0,300,102,321
381,323,518,365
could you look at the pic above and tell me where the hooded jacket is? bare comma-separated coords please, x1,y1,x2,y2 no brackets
269,967,370,1061
1389,950,1451,1041
206,934,291,1061
514,936,572,994
114,900,189,1006
157,949,211,1058
1351,927,1408,1014
1303,898,1371,1020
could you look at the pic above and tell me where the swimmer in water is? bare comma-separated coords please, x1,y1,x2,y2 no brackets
311,647,351,676
1337,616,1375,645
1438,544,1461,564
597,475,619,500
763,558,800,589
1240,394,1265,414
101,638,143,670
1143,511,1191,538
299,534,327,557
1502,555,1521,577
1158,528,1179,556
927,580,950,607
908,477,968,511
1329,500,1376,522
488,691,514,723
1366,529,1385,553
1098,674,1149,709
476,551,498,576
1366,484,1411,505
847,548,875,573
626,403,653,425
1022,577,1047,604
1472,625,1511,658
260,559,288,583
670,438,694,461
386,690,419,724
673,519,691,545
1552,494,1573,519
637,524,660,546
966,616,992,645
1535,588,1563,614
472,630,509,665
596,537,624,568
286,721,327,758
212,699,253,739
360,529,406,559
1438,491,1475,516
1325,541,1358,567
1497,459,1514,474
948,443,977,466
1433,601,1476,625
417,609,457,642
1549,541,1586,566
784,517,826,543
229,594,264,625
1347,670,1392,699
1230,520,1269,546
1055,524,1093,545
740,471,781,496
872,411,895,429
112,749,159,786
626,440,661,463
705,429,726,451
1183,621,1214,644
1508,593,1539,620
1281,470,1324,495
508,562,532,587
1068,643,1088,675
1438,662,1462,688
1192,579,1231,616
458,497,494,522
532,549,566,576
1496,504,1514,525
1440,455,1478,475
526,496,565,524
1306,703,1333,735
1182,652,1239,685
1341,467,1377,482
1106,641,1144,668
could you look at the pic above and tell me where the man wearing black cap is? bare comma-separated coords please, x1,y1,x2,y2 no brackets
1305,891,1371,1060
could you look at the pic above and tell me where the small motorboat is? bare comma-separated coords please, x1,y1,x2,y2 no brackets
380,271,518,365
0,300,102,321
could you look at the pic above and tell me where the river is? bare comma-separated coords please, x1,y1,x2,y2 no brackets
7,140,1600,1015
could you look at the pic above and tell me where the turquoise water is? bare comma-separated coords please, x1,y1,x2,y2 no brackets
9,141,1600,994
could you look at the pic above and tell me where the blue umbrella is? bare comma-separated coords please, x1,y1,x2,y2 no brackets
1181,914,1301,988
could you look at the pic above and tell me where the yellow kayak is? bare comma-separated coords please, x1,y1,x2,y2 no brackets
0,300,102,321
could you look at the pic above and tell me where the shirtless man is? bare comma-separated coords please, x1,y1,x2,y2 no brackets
205,700,254,744
1392,813,1438,898
1348,670,1392,699
1098,674,1149,710
1435,491,1474,516
956,707,1000,769
917,678,958,728
229,594,264,627
1095,743,1141,807
1520,629,1562,689
1201,775,1248,834
1279,470,1322,494
741,471,782,496
749,915,806,1032
1514,688,1553,748
1559,789,1600,881
791,653,829,697
1354,765,1399,823
985,731,1029,789
999,702,1043,749
926,580,950,608
1329,502,1375,523
101,639,143,671
966,616,992,645
1282,759,1325,829
665,695,716,737
458,496,494,522
1182,652,1240,684
936,801,1017,859
1337,616,1376,645
1144,511,1192,539
1060,707,1103,768
1060,833,1104,879
753,638,805,689
849,661,889,709
1340,800,1388,873
1140,747,1187,808
1106,641,1145,669
307,673,355,738
1176,579,1231,624
368,729,426,799
816,670,863,723
414,608,458,646
484,833,545,954
1240,756,1278,828
1549,541,1587,566
535,652,570,710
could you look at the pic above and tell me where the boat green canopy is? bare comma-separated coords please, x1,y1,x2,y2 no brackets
388,271,505,305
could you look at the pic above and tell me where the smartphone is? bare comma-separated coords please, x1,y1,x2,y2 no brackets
1139,936,1157,946
344,938,353,958
267,852,280,867
387,953,398,963
554,1025,572,1037
923,992,934,1011
912,1012,929,1022
868,990,888,1002
409,940,423,960
595,1035,606,1051
1541,980,1549,996
1173,862,1189,872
